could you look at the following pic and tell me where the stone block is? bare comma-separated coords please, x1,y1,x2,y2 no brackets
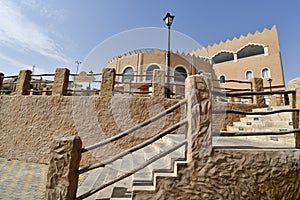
152,69,165,98
186,75,212,162
46,136,82,200
52,68,70,96
15,70,32,95
251,77,265,107
100,68,115,97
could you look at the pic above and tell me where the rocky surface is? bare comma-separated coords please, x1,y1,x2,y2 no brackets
0,95,185,166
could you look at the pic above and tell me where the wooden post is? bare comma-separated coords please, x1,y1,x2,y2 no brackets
251,77,265,107
0,73,4,92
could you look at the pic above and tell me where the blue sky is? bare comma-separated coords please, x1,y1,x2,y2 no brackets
0,0,299,84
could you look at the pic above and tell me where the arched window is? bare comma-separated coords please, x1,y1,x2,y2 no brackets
212,52,234,64
219,75,225,84
174,66,187,82
146,65,160,80
122,67,134,82
245,71,253,80
237,45,264,59
262,68,270,78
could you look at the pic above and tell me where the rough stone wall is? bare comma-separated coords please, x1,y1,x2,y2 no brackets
46,136,82,200
212,103,257,131
0,95,185,166
52,68,69,96
15,70,31,95
133,150,300,200
134,74,300,199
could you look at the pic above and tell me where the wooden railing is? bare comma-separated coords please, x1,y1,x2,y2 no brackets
75,99,188,199
0,75,18,95
213,90,300,139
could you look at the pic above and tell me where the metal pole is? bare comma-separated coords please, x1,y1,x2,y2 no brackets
268,79,272,92
166,25,171,98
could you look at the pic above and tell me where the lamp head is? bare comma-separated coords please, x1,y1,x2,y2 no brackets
163,12,175,27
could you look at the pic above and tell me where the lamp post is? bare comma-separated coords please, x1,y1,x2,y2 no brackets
75,60,81,75
163,12,175,98
267,78,272,92
88,70,93,90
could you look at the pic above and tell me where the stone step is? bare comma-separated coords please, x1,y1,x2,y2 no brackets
133,160,187,192
77,134,186,199
77,167,104,197
240,115,292,122
95,160,123,199
252,106,291,112
226,126,293,132
232,121,293,128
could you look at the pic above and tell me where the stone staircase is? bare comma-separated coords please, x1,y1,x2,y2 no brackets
224,106,295,145
77,134,186,200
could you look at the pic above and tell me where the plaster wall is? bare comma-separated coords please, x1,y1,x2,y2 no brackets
0,95,185,166
133,149,300,200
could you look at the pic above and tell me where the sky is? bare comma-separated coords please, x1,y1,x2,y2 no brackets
0,0,299,84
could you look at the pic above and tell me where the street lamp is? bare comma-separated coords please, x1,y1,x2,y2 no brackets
267,78,272,92
88,70,93,89
75,60,81,75
163,12,175,98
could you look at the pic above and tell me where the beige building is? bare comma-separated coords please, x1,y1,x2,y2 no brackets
192,25,285,92
106,25,285,95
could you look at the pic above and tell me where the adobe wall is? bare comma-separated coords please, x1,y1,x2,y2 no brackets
133,74,300,200
0,95,185,166
133,149,300,199
106,50,215,83
191,26,285,91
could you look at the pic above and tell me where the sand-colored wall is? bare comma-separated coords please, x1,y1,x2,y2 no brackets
106,50,215,83
133,149,300,199
0,95,185,166
191,26,285,91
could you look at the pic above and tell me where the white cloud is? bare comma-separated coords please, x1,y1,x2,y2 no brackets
21,0,66,21
0,1,71,65
0,52,29,68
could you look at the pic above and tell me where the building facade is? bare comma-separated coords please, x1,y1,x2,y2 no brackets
191,25,285,91
106,25,285,95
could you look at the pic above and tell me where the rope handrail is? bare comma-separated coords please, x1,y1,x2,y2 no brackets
83,99,187,152
214,129,300,137
75,140,187,200
212,90,296,97
213,108,299,115
79,119,187,174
